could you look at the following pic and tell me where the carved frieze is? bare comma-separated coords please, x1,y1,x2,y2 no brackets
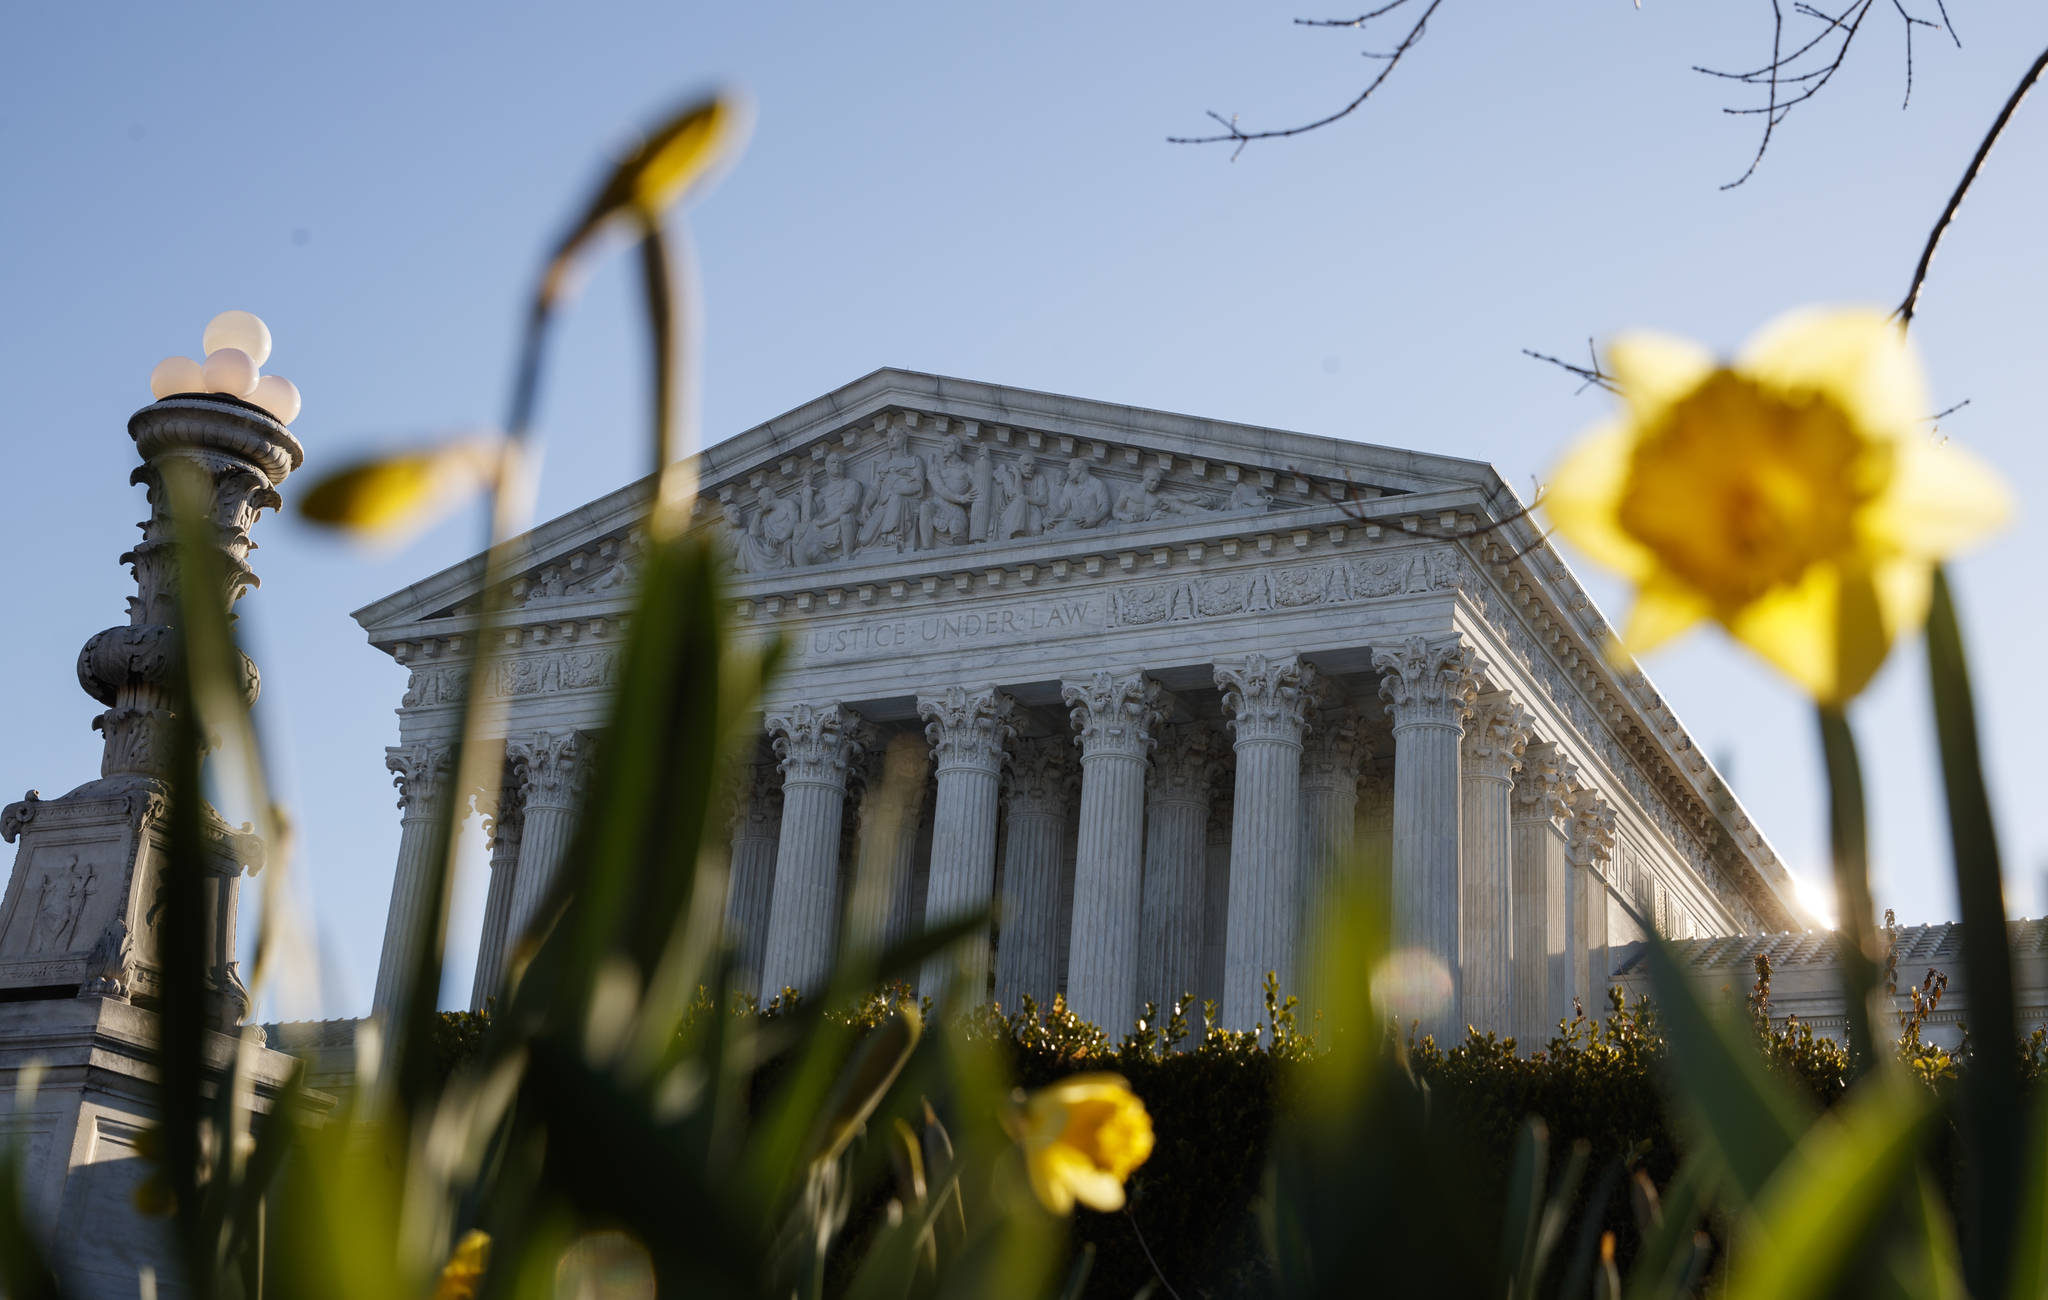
1106,547,1459,630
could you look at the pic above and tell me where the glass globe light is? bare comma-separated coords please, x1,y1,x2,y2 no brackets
201,347,260,397
202,310,272,367
251,374,302,425
150,356,205,399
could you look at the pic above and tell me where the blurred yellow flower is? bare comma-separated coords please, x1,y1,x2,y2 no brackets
297,437,503,543
1545,307,2009,704
433,1230,491,1300
1010,1073,1154,1214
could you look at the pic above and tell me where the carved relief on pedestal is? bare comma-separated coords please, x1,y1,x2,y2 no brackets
1061,671,1165,760
918,686,1016,773
1374,636,1481,731
1216,654,1316,745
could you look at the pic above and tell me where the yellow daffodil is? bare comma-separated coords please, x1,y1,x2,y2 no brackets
1545,307,2009,704
1008,1073,1155,1215
433,1230,491,1300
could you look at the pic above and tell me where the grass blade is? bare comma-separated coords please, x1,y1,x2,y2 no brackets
1927,566,2024,1296
1816,705,1881,1071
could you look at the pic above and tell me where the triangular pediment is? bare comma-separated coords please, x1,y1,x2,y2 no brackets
353,368,1501,637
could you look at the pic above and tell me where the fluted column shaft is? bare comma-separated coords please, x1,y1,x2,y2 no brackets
1510,743,1573,1045
725,760,784,991
469,783,524,1011
995,737,1074,1011
1567,789,1617,1013
1299,704,1368,1024
504,732,586,956
1062,671,1164,1032
1141,725,1221,1016
372,742,456,1021
1460,692,1530,1036
760,704,866,1000
1218,655,1316,1031
1201,795,1232,1008
919,687,1015,1001
845,736,927,959
1375,636,1480,1038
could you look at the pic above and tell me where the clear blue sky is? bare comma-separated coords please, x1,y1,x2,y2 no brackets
4,4,2043,1021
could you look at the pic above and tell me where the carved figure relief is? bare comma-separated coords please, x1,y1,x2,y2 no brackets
25,856,95,953
1046,458,1113,533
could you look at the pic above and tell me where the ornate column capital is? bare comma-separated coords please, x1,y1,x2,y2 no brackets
1374,635,1481,732
726,760,784,838
1149,723,1226,804
1215,653,1316,745
1511,741,1576,827
1005,735,1077,816
766,702,867,788
918,685,1016,774
1062,671,1165,760
1565,786,1617,871
386,742,456,819
509,730,589,810
1462,690,1532,784
1301,699,1371,792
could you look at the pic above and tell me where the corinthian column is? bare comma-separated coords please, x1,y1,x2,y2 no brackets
1460,690,1530,1036
1141,724,1223,1016
1299,700,1369,1024
1217,654,1317,1031
1374,636,1479,1037
994,736,1074,1011
760,704,867,1000
1061,671,1164,1032
468,773,524,1011
503,731,587,955
372,742,458,1020
918,686,1015,1001
724,758,783,990
1566,787,1617,1013
1510,742,1574,1045
1201,784,1233,1008
844,734,928,960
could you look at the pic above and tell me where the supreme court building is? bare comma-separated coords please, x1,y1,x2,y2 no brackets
355,369,1806,1039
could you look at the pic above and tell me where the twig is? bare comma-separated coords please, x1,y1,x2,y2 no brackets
1168,0,1445,158
1521,339,1617,395
1897,46,2048,327
1123,1208,1186,1300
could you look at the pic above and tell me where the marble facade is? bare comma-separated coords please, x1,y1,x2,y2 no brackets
356,369,1806,1036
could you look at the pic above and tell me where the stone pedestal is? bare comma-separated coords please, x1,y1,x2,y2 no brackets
0,999,304,1300
993,737,1073,1012
1375,636,1479,1038
760,704,866,1000
1061,671,1162,1033
1460,691,1529,1035
1217,654,1315,1031
917,687,1013,1001
1140,724,1222,1017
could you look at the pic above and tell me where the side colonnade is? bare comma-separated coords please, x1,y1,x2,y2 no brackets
371,635,1631,1038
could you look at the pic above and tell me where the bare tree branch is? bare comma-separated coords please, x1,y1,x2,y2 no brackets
1521,340,1617,395
1167,0,1445,158
1897,45,2048,326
